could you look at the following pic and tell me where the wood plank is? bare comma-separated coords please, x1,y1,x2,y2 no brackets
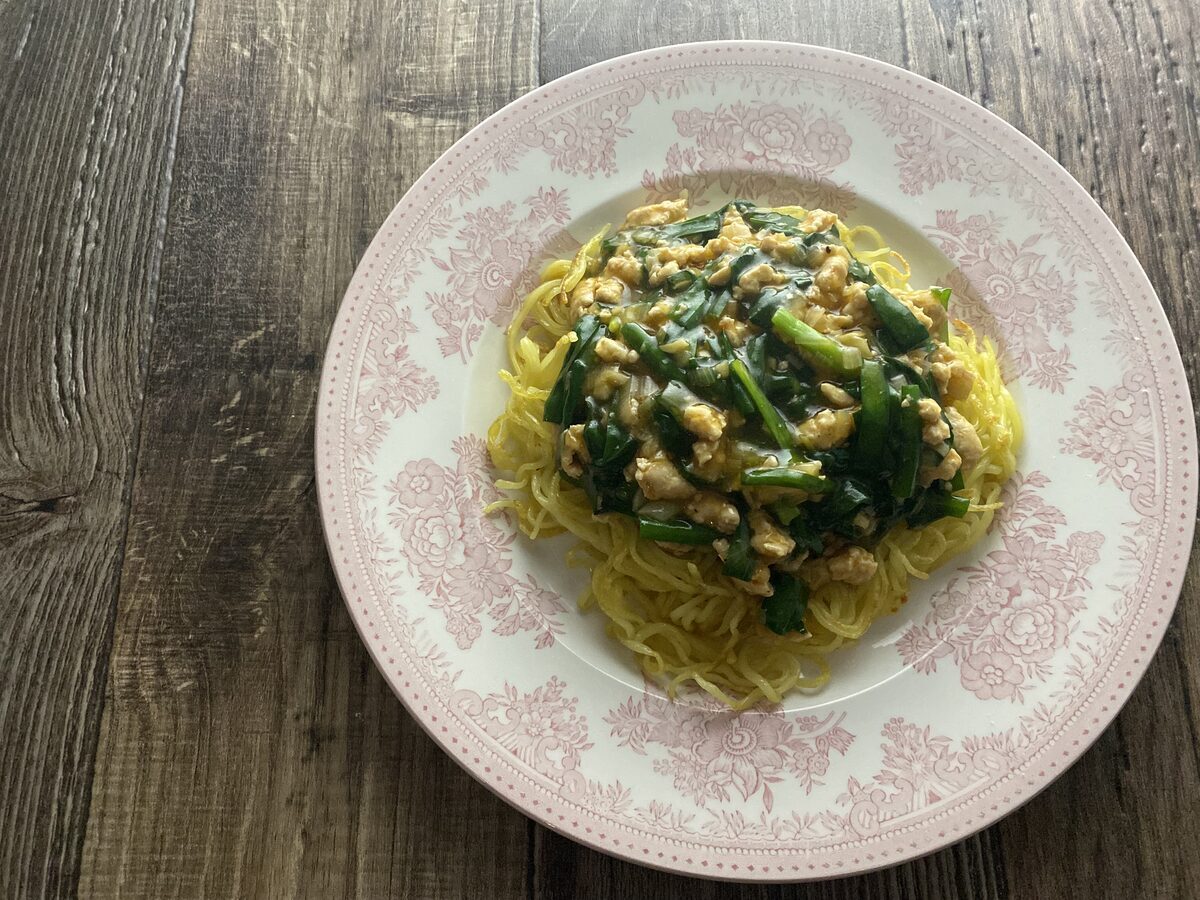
535,0,1200,897
0,1,193,897
77,0,539,897
976,1,1200,897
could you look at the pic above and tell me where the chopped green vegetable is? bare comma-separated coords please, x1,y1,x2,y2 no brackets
650,401,695,461
688,364,722,390
746,289,787,329
883,354,938,400
890,385,923,500
848,257,876,285
907,488,970,526
762,572,809,635
771,308,863,377
727,246,766,285
721,507,757,581
736,206,805,235
931,286,951,341
786,514,824,556
866,284,930,352
638,517,720,545
763,368,818,418
715,333,756,415
580,464,637,515
653,210,723,243
853,360,890,471
672,278,711,328
576,399,640,514
601,210,723,262
665,269,697,292
769,500,802,525
802,228,841,249
741,467,833,492
619,322,686,382
657,380,705,419
731,359,794,450
544,315,603,425
808,478,872,536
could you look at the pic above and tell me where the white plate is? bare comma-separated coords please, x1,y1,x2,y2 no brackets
316,42,1196,880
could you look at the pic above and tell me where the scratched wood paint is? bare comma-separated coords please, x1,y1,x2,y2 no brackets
0,0,1195,898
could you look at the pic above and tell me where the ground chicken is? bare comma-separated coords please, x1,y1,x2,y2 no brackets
681,403,726,442
919,448,963,487
797,408,855,450
826,546,878,585
837,330,871,357
702,235,733,259
634,456,696,501
944,407,982,472
740,564,774,596
716,316,751,346
802,208,838,232
587,365,629,401
748,510,796,562
647,259,680,287
802,302,855,332
604,252,642,286
645,298,673,327
567,277,598,317
736,262,788,296
930,344,975,401
806,240,843,271
840,282,873,325
719,209,755,245
653,242,713,268
814,254,849,295
560,424,589,478
912,291,948,335
917,397,951,445
819,382,856,409
622,198,688,227
685,492,741,534
706,263,732,287
617,391,642,430
593,277,625,304
691,438,726,482
759,231,800,262
594,336,638,365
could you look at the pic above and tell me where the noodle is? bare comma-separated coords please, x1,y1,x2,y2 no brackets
487,207,1021,710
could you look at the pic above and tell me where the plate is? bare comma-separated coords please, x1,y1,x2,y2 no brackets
316,42,1196,880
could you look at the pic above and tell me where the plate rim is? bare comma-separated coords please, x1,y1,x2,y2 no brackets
315,39,1198,882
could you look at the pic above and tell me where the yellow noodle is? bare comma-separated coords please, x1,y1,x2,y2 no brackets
487,209,1021,710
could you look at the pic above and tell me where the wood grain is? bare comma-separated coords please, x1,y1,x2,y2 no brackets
0,2,193,898
76,0,537,897
535,0,1200,897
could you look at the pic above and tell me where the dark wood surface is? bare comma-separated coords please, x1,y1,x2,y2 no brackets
1,0,1196,897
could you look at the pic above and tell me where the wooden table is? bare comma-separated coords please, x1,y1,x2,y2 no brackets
2,1,1197,897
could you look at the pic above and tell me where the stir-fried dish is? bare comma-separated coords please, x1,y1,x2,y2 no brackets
489,197,1019,708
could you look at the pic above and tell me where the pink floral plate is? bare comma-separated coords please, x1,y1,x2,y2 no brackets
315,42,1196,880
